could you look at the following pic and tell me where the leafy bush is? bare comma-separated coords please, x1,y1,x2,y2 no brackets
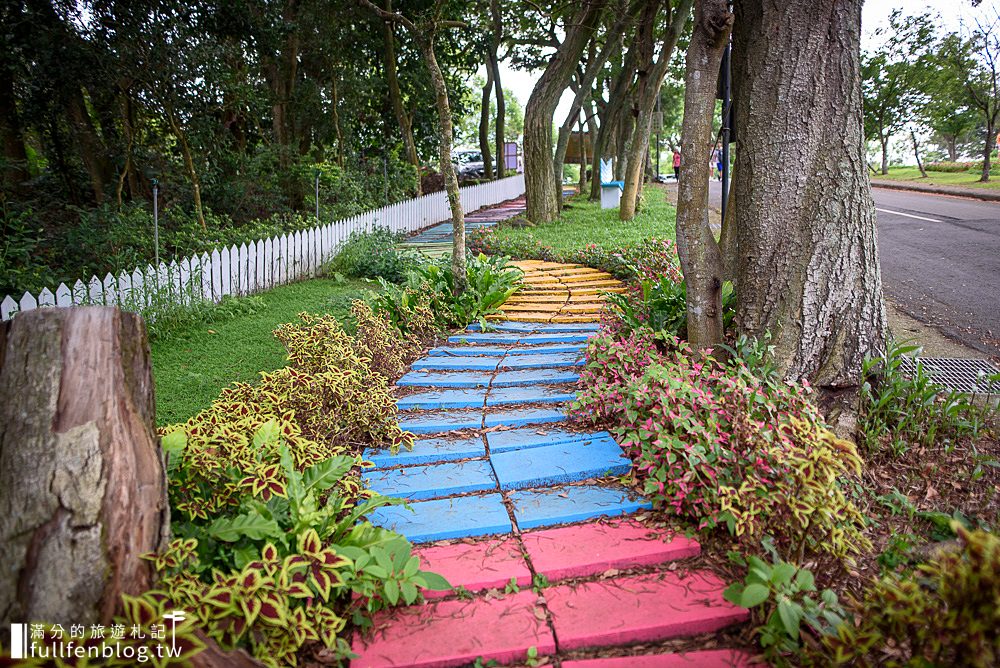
571,327,869,563
327,227,419,282
371,253,521,331
724,550,845,665
819,526,1000,667
605,277,735,340
925,161,976,173
860,341,994,456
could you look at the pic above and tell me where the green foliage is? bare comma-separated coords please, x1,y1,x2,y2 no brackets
724,550,845,665
860,341,994,456
371,253,521,331
606,278,735,339
327,227,420,282
926,161,978,172
818,526,1000,667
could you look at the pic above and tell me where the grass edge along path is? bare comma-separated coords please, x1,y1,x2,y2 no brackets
873,166,1000,191
151,277,372,426
488,186,677,253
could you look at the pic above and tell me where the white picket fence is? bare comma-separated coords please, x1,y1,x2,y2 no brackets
1,174,525,322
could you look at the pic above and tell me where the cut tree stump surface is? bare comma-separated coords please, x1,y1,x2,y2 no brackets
356,212,752,665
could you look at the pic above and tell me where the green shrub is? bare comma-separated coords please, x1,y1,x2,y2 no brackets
327,227,419,282
819,526,1000,667
926,161,976,173
860,341,994,456
724,550,845,665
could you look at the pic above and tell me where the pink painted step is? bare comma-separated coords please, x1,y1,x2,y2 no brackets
415,537,531,600
562,649,759,667
544,571,748,651
351,590,555,668
521,519,700,581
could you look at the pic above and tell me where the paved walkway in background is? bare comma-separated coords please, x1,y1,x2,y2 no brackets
351,201,751,666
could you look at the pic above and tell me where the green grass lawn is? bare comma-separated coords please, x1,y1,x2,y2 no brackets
873,166,1000,191
151,277,372,426
494,185,677,252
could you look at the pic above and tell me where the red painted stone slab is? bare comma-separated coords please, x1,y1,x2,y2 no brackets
416,537,532,600
521,519,700,581
544,571,748,650
351,590,555,668
562,649,760,667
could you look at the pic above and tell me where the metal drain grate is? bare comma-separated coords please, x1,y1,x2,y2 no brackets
897,357,1000,394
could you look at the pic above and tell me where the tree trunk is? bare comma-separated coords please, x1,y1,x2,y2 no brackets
420,39,467,294
912,130,927,177
675,0,733,349
579,105,592,193
0,307,170,628
166,105,207,232
880,135,889,175
619,0,693,220
523,0,607,223
489,0,505,179
980,121,993,182
479,56,495,179
947,136,957,162
331,76,345,168
267,0,300,169
0,62,29,192
732,0,888,399
382,2,422,193
590,47,638,200
66,88,112,205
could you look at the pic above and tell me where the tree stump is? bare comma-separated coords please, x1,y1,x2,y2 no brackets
0,307,170,628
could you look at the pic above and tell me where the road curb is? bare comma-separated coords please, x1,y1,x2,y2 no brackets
871,179,1000,202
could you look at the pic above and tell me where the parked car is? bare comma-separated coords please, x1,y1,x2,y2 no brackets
452,149,485,179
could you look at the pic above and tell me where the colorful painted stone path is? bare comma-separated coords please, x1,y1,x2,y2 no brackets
352,198,752,667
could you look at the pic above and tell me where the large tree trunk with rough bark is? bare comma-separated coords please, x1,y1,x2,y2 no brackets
0,307,170,628
523,1,606,223
676,0,733,349
619,0,692,220
732,0,887,415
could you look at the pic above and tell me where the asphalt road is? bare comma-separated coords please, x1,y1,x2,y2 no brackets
871,187,999,356
699,181,1000,356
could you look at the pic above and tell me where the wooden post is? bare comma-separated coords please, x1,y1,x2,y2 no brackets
0,307,170,628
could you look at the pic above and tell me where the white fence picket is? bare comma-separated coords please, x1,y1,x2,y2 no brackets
1,174,524,321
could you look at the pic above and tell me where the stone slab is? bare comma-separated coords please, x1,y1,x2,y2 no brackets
510,485,651,529
486,427,612,453
351,590,555,668
448,333,522,345
397,388,487,410
498,353,584,369
397,371,493,388
398,410,482,434
521,519,701,581
544,571,748,650
364,436,485,468
507,343,587,355
486,385,577,407
491,437,630,490
367,493,512,543
518,332,593,344
561,650,759,668
415,538,531,600
492,368,581,387
363,460,497,501
412,356,500,371
484,407,567,428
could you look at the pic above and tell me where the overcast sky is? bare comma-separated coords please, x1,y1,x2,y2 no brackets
474,0,996,145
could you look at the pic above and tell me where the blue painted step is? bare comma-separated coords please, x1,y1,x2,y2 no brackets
490,437,631,490
426,343,586,357
493,369,581,387
397,388,486,410
364,436,485,468
364,460,497,500
498,353,584,369
368,493,512,543
397,371,493,388
509,485,652,530
399,410,483,434
412,357,501,371
483,407,566,428
449,332,591,345
486,385,576,406
487,428,614,453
